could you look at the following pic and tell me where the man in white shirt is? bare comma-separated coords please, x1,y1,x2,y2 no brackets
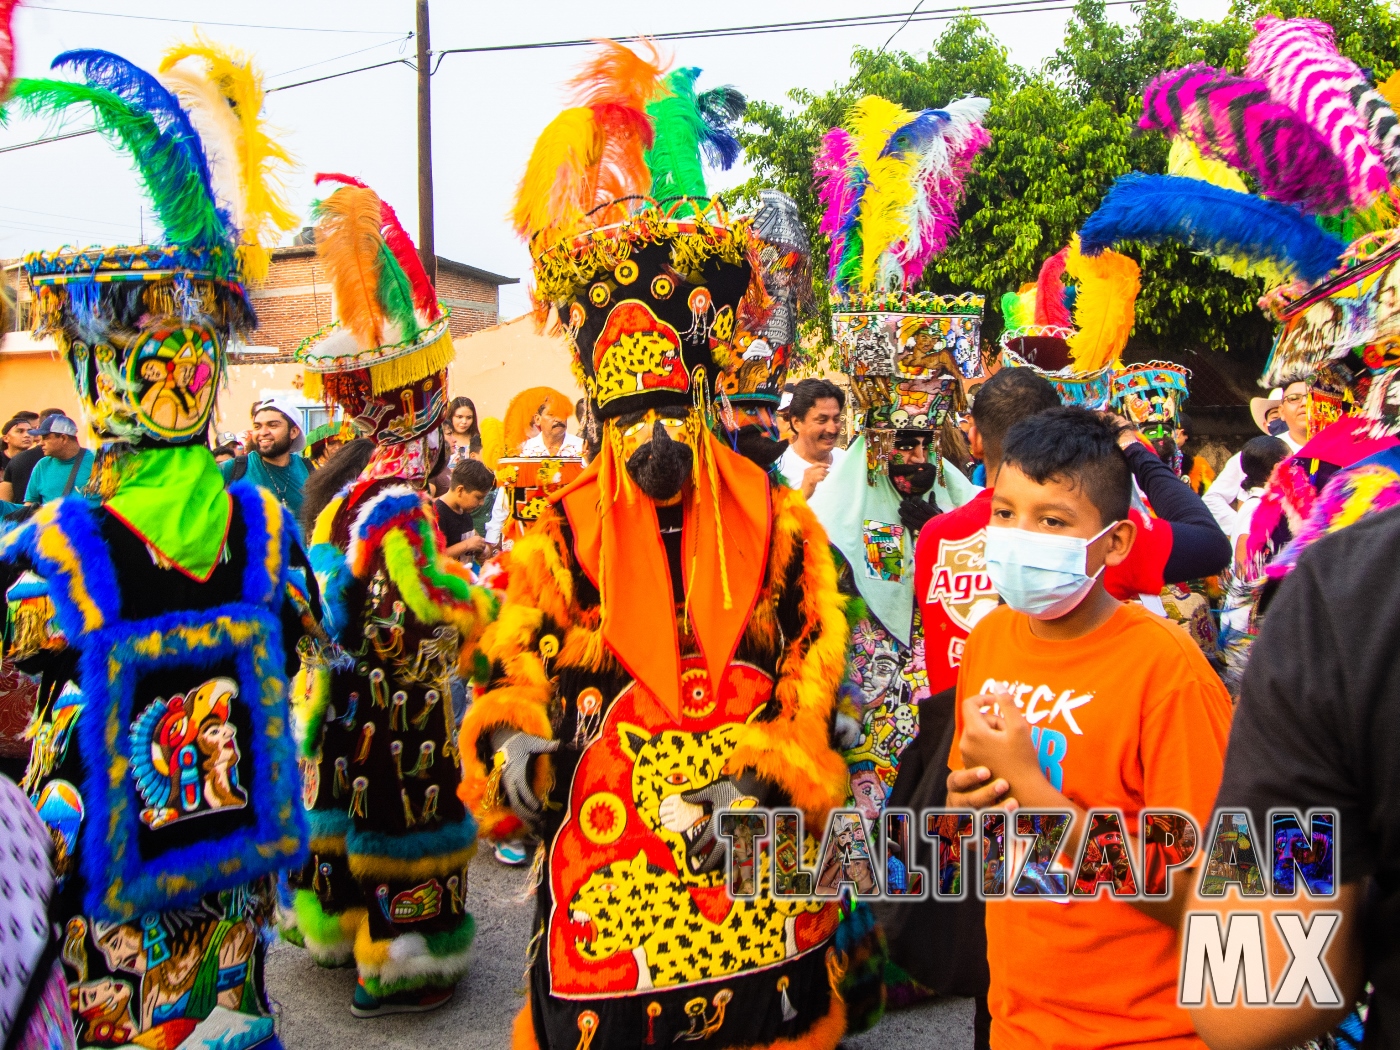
1203,380,1308,534
777,378,846,498
485,397,585,545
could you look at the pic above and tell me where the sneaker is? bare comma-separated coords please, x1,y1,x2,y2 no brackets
351,980,453,1018
494,841,529,866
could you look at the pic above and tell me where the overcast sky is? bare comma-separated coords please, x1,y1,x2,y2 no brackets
2,0,1225,317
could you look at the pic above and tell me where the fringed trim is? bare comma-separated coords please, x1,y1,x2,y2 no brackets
355,916,475,996
457,682,555,837
726,488,851,825
292,891,361,966
366,323,456,396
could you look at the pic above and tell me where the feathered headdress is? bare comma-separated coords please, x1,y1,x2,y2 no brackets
1079,173,1346,285
1246,17,1392,210
297,174,452,402
158,33,298,284
514,41,757,422
815,93,991,298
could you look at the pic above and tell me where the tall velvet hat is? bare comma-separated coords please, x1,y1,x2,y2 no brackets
15,45,297,447
295,175,453,459
815,94,992,443
721,189,815,408
515,43,758,422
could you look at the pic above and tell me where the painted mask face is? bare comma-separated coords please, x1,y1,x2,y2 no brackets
24,254,253,446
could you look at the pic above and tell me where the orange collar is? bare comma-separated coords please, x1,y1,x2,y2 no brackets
557,429,771,720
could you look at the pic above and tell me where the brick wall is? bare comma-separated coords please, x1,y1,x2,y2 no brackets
245,246,334,356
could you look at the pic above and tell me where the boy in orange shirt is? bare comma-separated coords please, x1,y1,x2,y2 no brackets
948,407,1233,1050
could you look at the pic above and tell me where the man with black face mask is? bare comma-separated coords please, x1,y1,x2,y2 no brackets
461,62,854,1050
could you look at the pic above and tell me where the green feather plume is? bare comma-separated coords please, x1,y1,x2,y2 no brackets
8,77,230,261
645,67,709,204
376,244,421,344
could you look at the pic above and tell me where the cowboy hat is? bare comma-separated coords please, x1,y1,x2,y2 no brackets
1250,388,1284,434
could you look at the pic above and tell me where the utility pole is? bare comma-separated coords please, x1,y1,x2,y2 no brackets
416,0,436,284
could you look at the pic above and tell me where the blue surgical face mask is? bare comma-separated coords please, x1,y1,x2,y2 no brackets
1267,418,1288,437
983,521,1118,620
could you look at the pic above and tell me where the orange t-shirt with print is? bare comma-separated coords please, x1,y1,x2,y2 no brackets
951,601,1233,1050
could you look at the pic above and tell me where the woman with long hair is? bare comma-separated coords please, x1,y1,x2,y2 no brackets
443,396,482,466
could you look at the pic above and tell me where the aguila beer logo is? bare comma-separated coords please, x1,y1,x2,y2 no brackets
927,532,999,632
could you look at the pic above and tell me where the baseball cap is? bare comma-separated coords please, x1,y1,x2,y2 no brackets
252,397,307,454
33,415,78,437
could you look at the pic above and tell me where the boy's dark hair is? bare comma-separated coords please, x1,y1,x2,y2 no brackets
38,408,64,419
786,378,845,421
970,367,1061,465
450,458,495,493
1240,435,1291,490
1001,406,1131,525
298,438,375,534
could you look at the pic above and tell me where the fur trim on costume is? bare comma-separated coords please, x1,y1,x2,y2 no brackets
308,542,352,642
345,483,498,668
1267,460,1400,579
292,891,361,966
511,1002,540,1050
457,682,555,837
354,916,475,996
725,488,850,824
306,808,350,853
346,814,478,881
0,497,121,637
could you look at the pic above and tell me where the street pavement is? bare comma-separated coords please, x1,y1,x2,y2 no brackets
266,850,975,1049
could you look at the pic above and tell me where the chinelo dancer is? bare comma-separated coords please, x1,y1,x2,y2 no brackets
0,41,310,1050
803,94,991,1008
283,175,498,1017
458,40,853,1050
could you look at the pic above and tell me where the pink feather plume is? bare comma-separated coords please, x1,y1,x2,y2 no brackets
0,0,19,100
1246,16,1391,209
1035,248,1071,327
813,127,857,282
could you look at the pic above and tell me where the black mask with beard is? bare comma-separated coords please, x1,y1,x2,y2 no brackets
733,425,788,469
626,419,694,501
888,461,939,496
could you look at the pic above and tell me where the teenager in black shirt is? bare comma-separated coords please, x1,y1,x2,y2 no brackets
435,458,495,560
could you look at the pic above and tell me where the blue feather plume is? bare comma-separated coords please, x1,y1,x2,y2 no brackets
1079,173,1346,285
696,83,746,170
880,109,949,158
51,49,231,254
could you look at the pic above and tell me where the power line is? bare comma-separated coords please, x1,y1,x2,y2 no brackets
0,0,1138,156
433,0,1140,59
23,3,405,35
267,33,413,81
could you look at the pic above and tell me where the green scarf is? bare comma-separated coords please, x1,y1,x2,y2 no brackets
105,445,232,582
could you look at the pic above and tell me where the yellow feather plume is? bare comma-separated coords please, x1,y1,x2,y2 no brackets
315,186,387,351
1065,235,1139,372
513,41,667,249
1379,70,1400,114
512,107,600,244
160,33,299,285
847,95,916,292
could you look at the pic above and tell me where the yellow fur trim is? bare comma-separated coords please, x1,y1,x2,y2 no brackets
725,488,850,825
311,495,344,547
347,843,477,882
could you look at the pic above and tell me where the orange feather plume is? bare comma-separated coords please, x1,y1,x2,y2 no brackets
315,185,387,350
512,40,666,247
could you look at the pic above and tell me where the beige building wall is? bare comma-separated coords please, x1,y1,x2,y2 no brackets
0,334,85,428
448,313,584,424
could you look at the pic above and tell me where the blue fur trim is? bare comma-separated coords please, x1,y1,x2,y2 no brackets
353,487,422,541
0,498,122,638
228,480,289,607
307,808,351,842
346,812,477,860
308,543,352,643
5,578,48,600
834,900,877,954
77,604,308,923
